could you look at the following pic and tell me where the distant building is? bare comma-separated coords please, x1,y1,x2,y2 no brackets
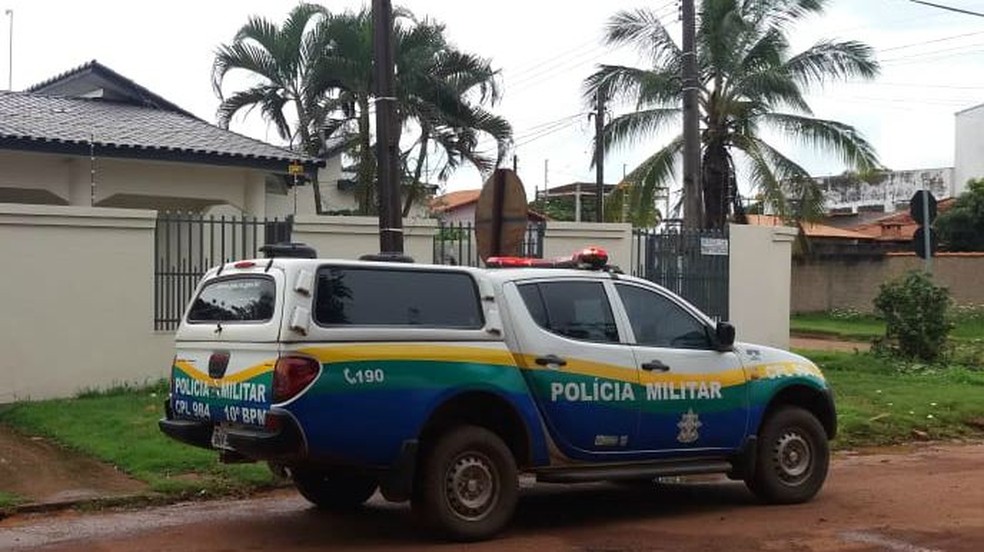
430,188,547,224
955,103,984,191
813,168,954,216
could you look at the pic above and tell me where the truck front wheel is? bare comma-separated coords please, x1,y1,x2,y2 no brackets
746,406,830,504
413,425,519,541
291,468,377,511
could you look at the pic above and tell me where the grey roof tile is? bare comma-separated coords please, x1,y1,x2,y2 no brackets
0,91,323,168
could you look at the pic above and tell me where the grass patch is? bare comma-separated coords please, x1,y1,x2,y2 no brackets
0,491,23,510
792,311,984,343
0,380,279,498
799,350,984,448
791,313,884,341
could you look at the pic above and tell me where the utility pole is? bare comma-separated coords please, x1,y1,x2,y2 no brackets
372,0,403,254
681,0,702,228
542,159,549,212
594,91,606,222
5,9,12,90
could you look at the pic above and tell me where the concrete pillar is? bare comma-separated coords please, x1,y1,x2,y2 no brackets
728,223,797,349
67,158,92,206
244,172,266,216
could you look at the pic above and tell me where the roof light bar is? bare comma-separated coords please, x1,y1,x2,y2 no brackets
485,247,610,270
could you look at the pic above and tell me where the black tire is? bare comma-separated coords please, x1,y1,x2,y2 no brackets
413,425,519,542
291,468,378,511
746,406,830,504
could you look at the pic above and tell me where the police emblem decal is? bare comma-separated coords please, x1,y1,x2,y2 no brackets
676,409,702,443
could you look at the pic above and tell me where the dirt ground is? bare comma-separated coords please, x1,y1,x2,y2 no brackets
1,442,982,551
0,425,146,504
789,336,872,353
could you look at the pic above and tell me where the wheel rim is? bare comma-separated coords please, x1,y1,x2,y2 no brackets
772,429,813,485
444,451,499,522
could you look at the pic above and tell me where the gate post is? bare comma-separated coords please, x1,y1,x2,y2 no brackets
728,223,797,349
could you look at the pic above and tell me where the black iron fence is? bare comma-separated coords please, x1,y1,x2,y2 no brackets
433,221,545,266
632,226,730,321
154,213,293,330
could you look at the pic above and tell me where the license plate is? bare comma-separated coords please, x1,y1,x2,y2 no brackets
211,425,232,450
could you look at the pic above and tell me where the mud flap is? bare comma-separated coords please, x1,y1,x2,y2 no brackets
379,440,418,502
727,436,757,480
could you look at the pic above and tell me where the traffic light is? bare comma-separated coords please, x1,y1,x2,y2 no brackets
910,190,938,259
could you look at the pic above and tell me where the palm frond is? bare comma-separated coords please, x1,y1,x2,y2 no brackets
761,112,881,171
785,40,879,88
605,9,682,68
599,108,681,159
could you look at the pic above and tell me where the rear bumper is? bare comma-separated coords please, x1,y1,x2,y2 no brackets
159,406,305,461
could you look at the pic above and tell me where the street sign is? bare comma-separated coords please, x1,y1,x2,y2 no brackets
910,190,938,226
288,162,304,176
475,169,529,261
913,227,938,259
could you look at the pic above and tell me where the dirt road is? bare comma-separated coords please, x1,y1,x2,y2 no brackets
2,443,982,552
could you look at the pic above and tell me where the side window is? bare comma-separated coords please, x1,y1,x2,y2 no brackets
314,267,484,328
518,281,619,343
616,284,712,350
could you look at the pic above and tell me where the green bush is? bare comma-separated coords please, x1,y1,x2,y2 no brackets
873,271,953,362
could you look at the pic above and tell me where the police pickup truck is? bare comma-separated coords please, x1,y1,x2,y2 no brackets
160,246,835,541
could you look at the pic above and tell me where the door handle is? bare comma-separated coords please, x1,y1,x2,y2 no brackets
641,359,670,372
535,354,567,367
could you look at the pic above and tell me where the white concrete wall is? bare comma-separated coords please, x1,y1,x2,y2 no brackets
0,150,334,217
0,204,173,402
728,223,797,350
955,104,984,193
292,215,439,263
318,156,359,213
542,222,633,269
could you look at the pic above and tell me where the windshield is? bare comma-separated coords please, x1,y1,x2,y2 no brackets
187,276,275,323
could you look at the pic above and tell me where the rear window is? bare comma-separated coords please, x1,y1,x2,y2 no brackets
314,267,483,329
187,276,276,323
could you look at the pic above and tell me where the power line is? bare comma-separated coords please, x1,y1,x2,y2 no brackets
881,43,984,64
877,28,984,53
844,80,984,90
907,0,984,17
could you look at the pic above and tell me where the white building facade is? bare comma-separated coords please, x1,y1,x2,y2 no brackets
955,103,984,192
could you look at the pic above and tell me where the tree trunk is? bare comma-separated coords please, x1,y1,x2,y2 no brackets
702,139,730,229
357,96,376,216
294,99,323,215
402,129,430,217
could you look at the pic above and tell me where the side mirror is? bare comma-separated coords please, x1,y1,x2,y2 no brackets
714,321,736,351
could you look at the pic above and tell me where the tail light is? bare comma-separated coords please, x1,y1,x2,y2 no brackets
273,355,320,403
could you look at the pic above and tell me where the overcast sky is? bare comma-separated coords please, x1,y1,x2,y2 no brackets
4,0,984,203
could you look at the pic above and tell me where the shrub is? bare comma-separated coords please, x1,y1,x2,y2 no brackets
873,271,953,362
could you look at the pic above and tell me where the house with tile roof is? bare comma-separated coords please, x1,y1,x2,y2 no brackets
0,61,354,217
430,188,548,224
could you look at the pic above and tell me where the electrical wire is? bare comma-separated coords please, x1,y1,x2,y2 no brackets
907,0,984,18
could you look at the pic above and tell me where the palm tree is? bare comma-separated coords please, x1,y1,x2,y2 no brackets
316,12,512,216
394,18,512,216
310,8,377,214
212,3,332,213
584,0,882,228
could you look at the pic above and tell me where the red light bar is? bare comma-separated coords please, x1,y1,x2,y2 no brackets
485,247,610,270
573,247,608,269
233,261,256,269
485,257,555,268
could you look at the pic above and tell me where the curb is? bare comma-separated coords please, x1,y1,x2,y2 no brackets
1,493,162,519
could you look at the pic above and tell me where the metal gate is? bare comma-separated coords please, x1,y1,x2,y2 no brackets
433,221,545,266
154,213,293,330
631,225,730,321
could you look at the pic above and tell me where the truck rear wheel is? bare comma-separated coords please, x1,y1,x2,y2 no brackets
745,406,829,504
413,425,518,542
291,468,377,511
